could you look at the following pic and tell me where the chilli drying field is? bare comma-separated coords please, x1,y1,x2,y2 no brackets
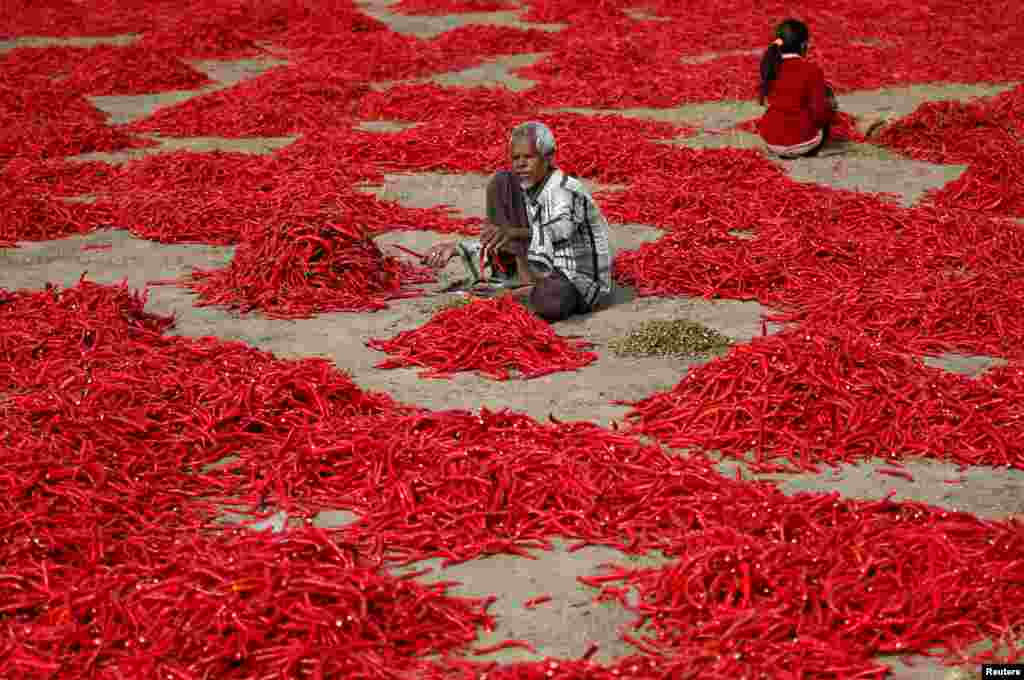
3,1,1024,679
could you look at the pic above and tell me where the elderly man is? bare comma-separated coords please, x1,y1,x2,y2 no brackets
424,121,612,322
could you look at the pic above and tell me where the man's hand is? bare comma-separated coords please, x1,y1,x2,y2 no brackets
424,242,458,268
480,222,512,252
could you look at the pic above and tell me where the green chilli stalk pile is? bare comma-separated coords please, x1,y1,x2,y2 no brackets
609,319,732,358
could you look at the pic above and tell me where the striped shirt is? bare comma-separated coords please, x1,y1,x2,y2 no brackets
524,169,612,309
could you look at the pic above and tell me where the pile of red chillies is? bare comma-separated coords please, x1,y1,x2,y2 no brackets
61,44,212,95
874,85,1024,216
390,0,517,15
5,0,1024,676
1,147,480,247
126,63,371,138
0,72,150,162
3,282,1024,678
625,326,1024,471
367,295,598,379
185,220,435,318
609,147,1024,359
1,527,496,679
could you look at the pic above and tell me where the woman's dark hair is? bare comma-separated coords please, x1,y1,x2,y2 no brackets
759,18,810,104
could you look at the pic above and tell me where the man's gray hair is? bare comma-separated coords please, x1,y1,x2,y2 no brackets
510,121,556,159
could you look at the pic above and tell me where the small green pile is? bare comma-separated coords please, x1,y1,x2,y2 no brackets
608,319,732,358
430,295,475,314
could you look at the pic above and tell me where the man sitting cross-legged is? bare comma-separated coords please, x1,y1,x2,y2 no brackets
424,121,612,322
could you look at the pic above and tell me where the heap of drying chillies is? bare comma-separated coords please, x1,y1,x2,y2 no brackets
585,499,1024,676
0,73,151,161
0,528,496,679
61,44,211,95
771,264,1024,359
6,0,1024,677
513,0,1024,107
293,23,555,85
625,326,1024,471
186,220,435,317
1,145,481,246
331,109,689,183
127,63,371,138
0,279,405,509
391,0,517,14
0,184,113,245
608,146,1024,359
423,487,1024,677
138,18,265,58
3,158,119,198
875,86,1024,216
0,45,99,81
3,281,1024,677
368,295,597,379
0,0,155,42
877,102,1002,165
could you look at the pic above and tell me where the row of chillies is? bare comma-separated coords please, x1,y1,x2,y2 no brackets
2,281,1024,678
4,0,1024,676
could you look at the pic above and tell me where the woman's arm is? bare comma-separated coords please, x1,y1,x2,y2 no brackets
806,65,834,129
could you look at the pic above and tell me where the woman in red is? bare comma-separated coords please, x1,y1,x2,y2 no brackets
756,19,837,158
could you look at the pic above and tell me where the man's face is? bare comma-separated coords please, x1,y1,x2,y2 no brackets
510,138,548,189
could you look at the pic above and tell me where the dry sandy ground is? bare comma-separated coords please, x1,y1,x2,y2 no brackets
2,4,1021,677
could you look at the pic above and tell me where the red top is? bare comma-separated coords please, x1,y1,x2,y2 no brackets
757,56,834,147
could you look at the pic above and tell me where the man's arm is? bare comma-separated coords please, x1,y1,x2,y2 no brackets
504,226,531,240
482,223,530,251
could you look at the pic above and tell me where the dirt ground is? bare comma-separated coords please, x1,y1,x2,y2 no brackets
2,4,1021,677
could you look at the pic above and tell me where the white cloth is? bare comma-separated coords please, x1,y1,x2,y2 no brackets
766,129,824,158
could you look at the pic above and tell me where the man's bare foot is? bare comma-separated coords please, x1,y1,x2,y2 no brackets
857,112,889,139
504,285,534,299
865,119,887,138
